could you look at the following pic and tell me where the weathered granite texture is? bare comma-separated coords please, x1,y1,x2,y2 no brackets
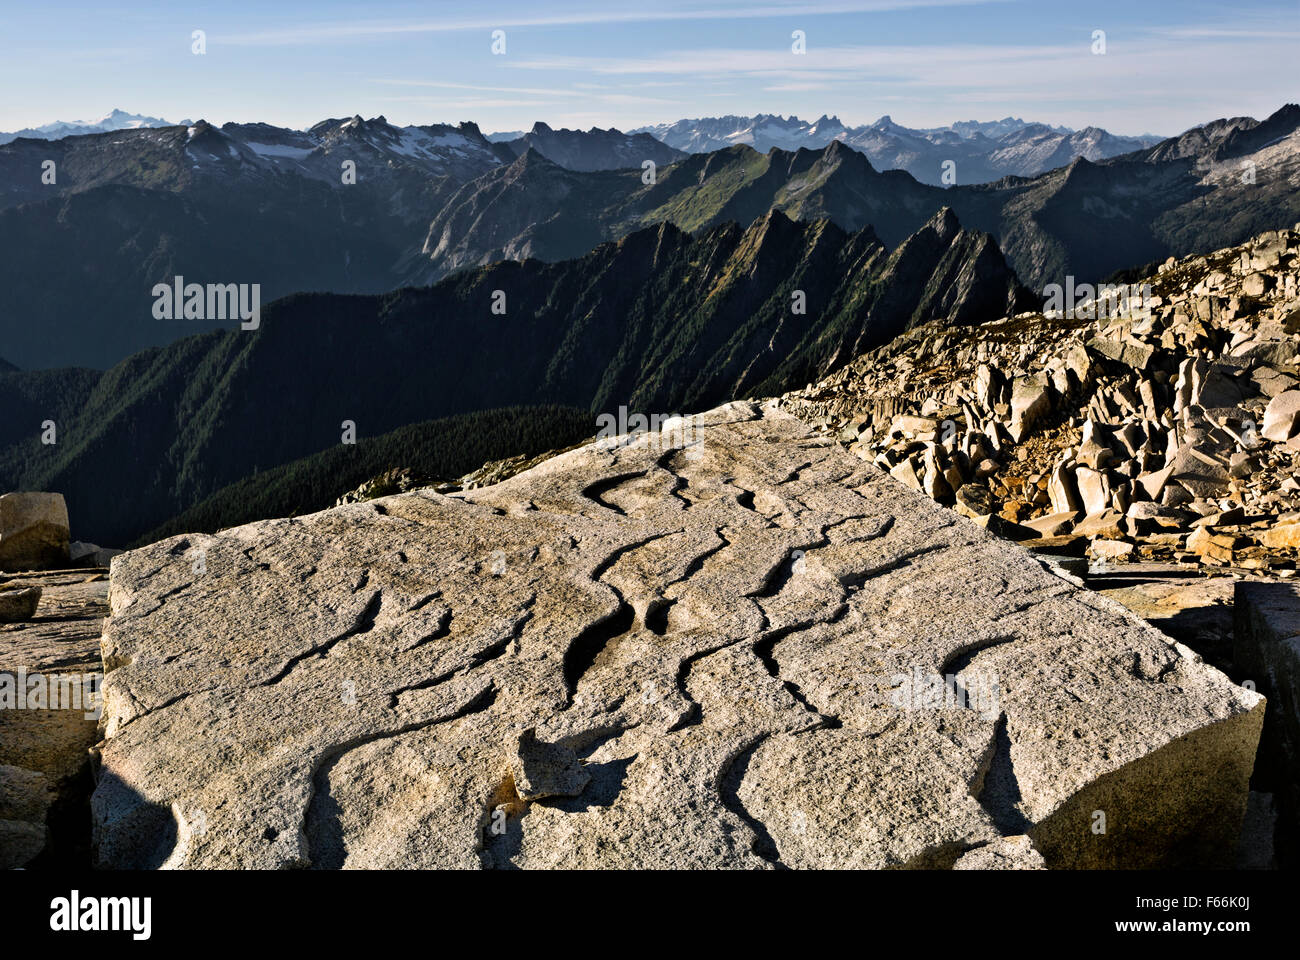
91,402,1263,869
0,569,106,866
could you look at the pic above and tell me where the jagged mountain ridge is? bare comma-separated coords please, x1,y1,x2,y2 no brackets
498,122,686,171
0,116,505,369
0,208,1031,544
411,139,941,282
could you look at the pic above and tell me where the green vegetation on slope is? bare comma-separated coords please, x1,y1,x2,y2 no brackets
137,405,594,546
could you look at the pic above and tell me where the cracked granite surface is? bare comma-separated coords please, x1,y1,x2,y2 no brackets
92,401,1264,868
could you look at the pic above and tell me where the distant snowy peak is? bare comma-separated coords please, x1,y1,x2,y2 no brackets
305,115,505,165
634,113,1165,185
184,115,513,186
631,114,850,154
0,108,188,144
90,108,186,131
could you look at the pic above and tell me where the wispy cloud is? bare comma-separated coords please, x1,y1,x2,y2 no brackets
218,1,1008,47
365,79,579,97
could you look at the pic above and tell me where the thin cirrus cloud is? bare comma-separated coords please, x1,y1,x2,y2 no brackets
364,79,679,107
215,1,1008,46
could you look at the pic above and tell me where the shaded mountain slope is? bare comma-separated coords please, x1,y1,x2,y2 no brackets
137,405,596,546
0,209,1031,544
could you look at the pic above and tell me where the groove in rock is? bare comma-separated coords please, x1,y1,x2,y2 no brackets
259,589,384,687
579,472,646,516
562,592,637,700
752,632,842,729
974,713,1031,836
386,609,530,707
749,538,826,599
838,544,945,591
304,684,499,869
665,638,749,732
718,736,787,869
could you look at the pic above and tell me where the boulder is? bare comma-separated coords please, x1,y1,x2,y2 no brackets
68,542,124,569
91,403,1263,869
953,484,993,519
1259,523,1300,550
1009,378,1052,441
1088,539,1135,562
0,493,70,572
1087,334,1154,371
1073,510,1126,539
1262,390,1300,443
0,585,41,623
1074,467,1111,516
889,458,923,491
1048,464,1081,515
1024,511,1077,537
0,764,54,869
888,415,941,441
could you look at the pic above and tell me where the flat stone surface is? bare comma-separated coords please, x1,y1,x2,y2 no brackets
92,403,1264,869
0,570,105,779
1094,573,1241,672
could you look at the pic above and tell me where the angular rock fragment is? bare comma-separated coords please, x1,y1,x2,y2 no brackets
1263,390,1300,442
0,586,42,623
953,835,1045,870
506,729,589,801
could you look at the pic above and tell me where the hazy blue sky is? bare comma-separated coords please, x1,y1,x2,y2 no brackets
1,0,1295,135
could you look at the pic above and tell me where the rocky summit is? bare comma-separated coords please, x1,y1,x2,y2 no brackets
92,402,1262,869
781,225,1300,577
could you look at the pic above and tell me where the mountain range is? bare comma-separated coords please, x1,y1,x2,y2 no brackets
0,207,1031,545
413,104,1300,295
631,113,1164,185
1,104,1295,371
0,114,680,368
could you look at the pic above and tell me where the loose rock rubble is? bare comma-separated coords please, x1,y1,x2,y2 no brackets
92,403,1262,869
780,226,1300,577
